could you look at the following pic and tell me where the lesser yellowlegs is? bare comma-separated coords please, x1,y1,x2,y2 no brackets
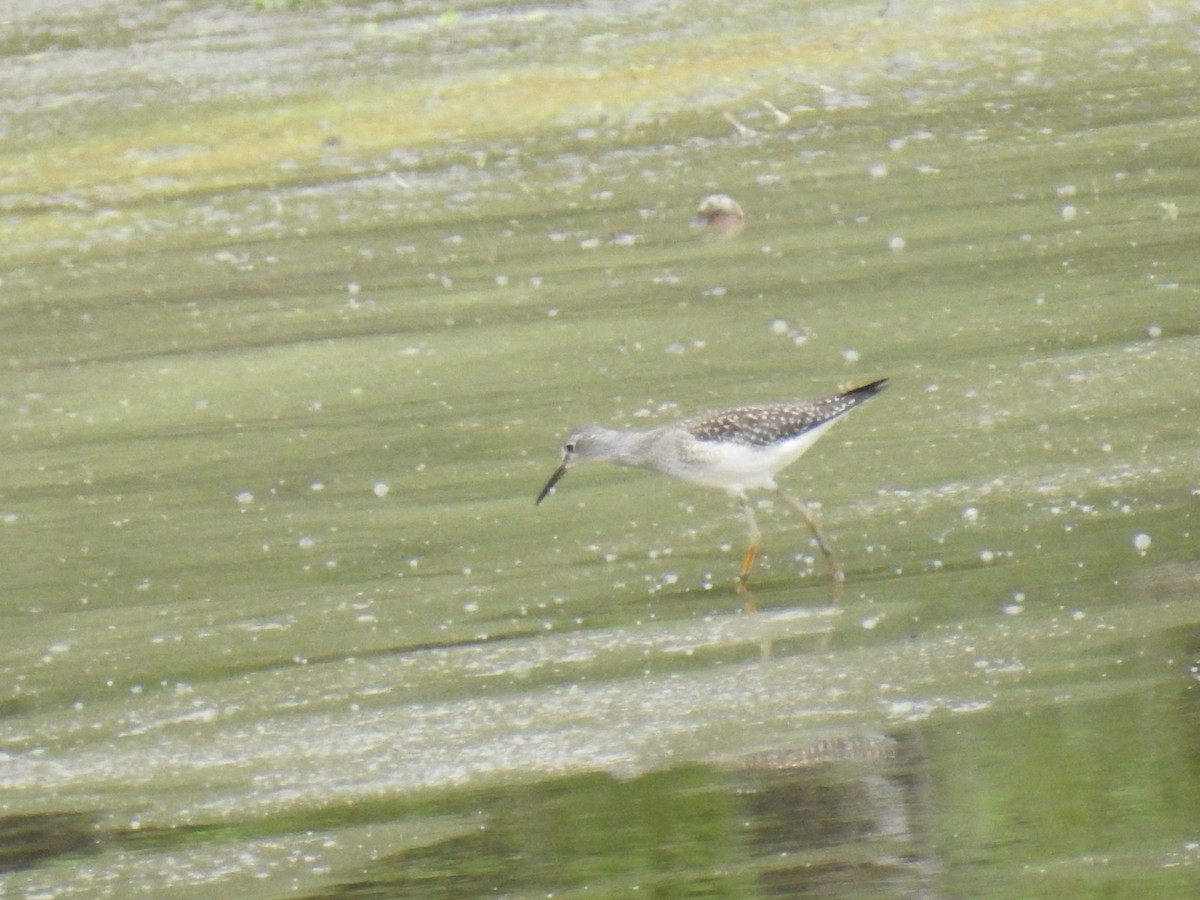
536,378,889,590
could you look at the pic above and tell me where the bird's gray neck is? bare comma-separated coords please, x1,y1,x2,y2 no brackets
593,426,662,470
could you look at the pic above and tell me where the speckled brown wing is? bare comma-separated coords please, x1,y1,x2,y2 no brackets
686,379,889,447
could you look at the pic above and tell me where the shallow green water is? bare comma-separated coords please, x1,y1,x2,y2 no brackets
2,0,1199,897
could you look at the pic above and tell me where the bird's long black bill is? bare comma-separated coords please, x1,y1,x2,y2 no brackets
536,464,568,505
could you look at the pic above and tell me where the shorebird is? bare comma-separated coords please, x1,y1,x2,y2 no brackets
536,378,888,590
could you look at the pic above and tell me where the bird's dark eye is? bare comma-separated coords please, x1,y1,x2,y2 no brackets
564,441,576,453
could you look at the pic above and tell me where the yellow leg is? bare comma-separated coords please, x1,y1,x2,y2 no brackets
736,494,762,593
737,541,759,594
778,490,844,582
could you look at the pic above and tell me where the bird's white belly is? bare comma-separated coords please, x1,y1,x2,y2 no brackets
672,420,837,493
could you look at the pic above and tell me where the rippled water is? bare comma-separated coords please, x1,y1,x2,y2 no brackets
3,0,1199,897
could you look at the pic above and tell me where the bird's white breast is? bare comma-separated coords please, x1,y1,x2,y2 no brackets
667,419,839,493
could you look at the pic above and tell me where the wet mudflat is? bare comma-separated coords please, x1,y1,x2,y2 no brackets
2,0,1199,897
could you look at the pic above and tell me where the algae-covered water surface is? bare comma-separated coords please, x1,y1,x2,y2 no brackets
2,1,1199,897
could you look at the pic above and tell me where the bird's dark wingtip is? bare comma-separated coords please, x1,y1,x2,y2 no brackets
844,377,890,399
